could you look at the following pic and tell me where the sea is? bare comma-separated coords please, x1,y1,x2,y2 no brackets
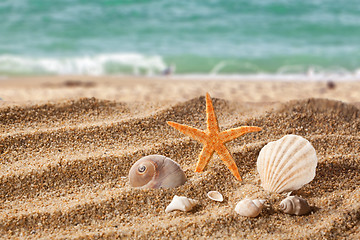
0,0,360,80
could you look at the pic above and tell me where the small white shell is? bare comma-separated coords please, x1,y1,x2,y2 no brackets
129,155,187,189
235,199,265,217
280,196,311,215
257,135,318,193
207,191,224,202
165,195,198,213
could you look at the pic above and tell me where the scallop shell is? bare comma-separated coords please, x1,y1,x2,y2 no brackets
257,135,318,193
129,155,187,189
280,196,311,215
207,191,224,202
235,199,265,217
165,195,198,213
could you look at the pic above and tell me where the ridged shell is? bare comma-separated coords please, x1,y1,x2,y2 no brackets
280,196,311,215
129,155,187,189
257,135,317,193
234,199,265,218
207,191,224,202
165,195,198,213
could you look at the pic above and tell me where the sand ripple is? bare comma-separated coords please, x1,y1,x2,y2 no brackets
0,97,359,239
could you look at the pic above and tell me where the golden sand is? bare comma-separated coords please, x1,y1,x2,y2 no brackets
0,77,359,239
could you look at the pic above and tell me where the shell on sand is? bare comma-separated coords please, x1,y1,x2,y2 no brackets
257,135,318,193
129,155,187,189
165,195,198,213
235,199,266,218
280,196,311,216
207,191,224,202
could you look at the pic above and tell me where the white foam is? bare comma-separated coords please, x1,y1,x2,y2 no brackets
205,61,360,81
0,54,359,81
168,72,360,82
0,53,167,76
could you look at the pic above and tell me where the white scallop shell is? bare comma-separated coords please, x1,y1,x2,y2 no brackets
257,135,318,193
235,199,265,217
280,196,311,215
165,195,198,213
207,191,224,202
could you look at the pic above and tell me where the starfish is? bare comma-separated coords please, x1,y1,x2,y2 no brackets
167,93,262,181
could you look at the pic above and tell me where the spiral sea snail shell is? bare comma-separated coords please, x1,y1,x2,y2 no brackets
280,196,311,216
234,199,266,218
128,155,187,189
165,195,198,213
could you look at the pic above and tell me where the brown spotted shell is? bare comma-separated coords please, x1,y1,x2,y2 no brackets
280,196,311,215
129,155,187,189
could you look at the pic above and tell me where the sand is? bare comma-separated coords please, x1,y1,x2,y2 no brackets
0,76,359,239
0,76,360,103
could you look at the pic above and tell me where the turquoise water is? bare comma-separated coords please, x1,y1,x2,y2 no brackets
0,0,360,78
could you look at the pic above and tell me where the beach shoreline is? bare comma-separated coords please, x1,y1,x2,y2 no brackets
2,0,360,238
0,76,359,104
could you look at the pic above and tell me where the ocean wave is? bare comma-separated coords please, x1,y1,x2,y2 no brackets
0,54,167,76
0,54,360,81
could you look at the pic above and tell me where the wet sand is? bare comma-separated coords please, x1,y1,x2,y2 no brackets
0,76,360,103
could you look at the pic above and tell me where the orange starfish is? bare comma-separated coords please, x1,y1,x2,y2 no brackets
167,93,262,181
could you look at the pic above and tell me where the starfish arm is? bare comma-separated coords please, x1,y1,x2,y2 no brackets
219,126,262,143
195,144,215,172
205,93,220,133
215,143,242,181
167,121,207,143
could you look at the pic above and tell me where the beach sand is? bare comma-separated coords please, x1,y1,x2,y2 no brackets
0,77,359,239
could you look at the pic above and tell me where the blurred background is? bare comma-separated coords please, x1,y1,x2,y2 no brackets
0,0,359,80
